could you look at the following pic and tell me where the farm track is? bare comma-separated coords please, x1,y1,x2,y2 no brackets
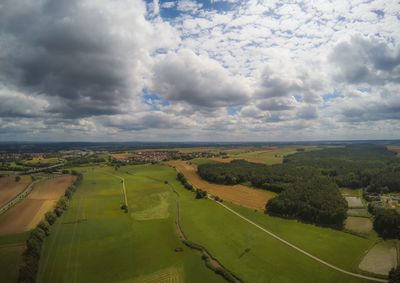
109,174,128,207
210,197,387,283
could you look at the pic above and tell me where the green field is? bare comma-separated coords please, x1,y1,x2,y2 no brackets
37,165,224,283
23,157,60,166
179,191,377,282
0,233,29,283
224,146,321,165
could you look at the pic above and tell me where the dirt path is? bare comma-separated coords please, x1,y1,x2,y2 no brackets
110,174,128,207
210,197,387,283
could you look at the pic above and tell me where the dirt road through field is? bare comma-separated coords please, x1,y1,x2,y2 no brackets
211,197,387,283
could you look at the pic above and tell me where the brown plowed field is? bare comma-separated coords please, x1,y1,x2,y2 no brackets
28,175,75,200
0,175,75,235
0,175,32,207
167,160,275,211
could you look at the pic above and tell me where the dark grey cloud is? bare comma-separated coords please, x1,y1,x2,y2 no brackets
256,69,302,98
297,105,318,120
255,67,324,105
152,50,249,108
338,93,400,122
257,97,297,111
102,112,187,131
330,36,400,85
0,0,149,118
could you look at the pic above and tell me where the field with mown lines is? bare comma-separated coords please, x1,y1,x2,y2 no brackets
37,165,224,283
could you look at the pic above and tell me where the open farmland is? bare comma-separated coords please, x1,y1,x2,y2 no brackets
37,165,224,283
0,232,29,283
36,164,380,283
358,240,398,277
387,145,400,156
345,217,373,234
346,197,365,208
0,175,75,235
0,175,31,207
212,146,321,165
167,160,275,210
22,156,60,166
177,177,378,282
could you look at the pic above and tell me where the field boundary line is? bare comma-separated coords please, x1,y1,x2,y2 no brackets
210,197,387,283
108,173,128,207
0,178,41,215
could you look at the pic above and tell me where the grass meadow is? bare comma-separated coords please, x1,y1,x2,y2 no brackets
37,164,378,283
37,165,224,283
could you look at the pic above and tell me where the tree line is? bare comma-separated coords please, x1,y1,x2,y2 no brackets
18,170,83,283
197,145,400,227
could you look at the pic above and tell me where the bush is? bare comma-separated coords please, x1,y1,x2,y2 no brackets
120,204,128,213
45,212,57,225
37,221,50,236
389,267,400,283
195,189,207,199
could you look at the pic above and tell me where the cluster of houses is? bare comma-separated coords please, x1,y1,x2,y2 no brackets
117,150,217,163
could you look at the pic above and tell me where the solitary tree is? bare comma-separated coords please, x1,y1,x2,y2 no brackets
15,176,21,182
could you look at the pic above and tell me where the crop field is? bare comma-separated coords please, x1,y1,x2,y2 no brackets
178,183,377,282
387,145,400,156
0,175,75,235
167,160,275,210
340,188,362,197
37,165,224,283
346,197,365,208
208,146,321,165
22,157,60,166
0,232,29,283
345,217,373,234
347,209,370,217
0,175,32,207
36,163,382,283
358,240,398,276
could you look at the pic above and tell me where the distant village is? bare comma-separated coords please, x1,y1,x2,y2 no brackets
111,150,218,163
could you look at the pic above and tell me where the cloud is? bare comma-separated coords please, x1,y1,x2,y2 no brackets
0,0,399,141
177,0,202,12
152,49,250,107
330,35,400,85
0,0,177,118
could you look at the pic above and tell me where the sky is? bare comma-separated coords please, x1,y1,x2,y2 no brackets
0,0,399,142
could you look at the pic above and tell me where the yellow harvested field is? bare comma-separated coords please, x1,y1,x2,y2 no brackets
0,175,75,235
167,160,275,211
26,200,57,230
0,175,31,207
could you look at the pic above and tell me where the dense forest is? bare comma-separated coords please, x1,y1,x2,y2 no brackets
197,144,400,227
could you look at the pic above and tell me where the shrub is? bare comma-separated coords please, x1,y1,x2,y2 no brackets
195,189,207,199
389,267,400,283
45,212,57,225
37,221,50,236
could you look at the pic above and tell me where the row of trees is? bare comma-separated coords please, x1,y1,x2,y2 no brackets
198,145,400,227
176,172,194,191
18,171,82,283
176,172,208,199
